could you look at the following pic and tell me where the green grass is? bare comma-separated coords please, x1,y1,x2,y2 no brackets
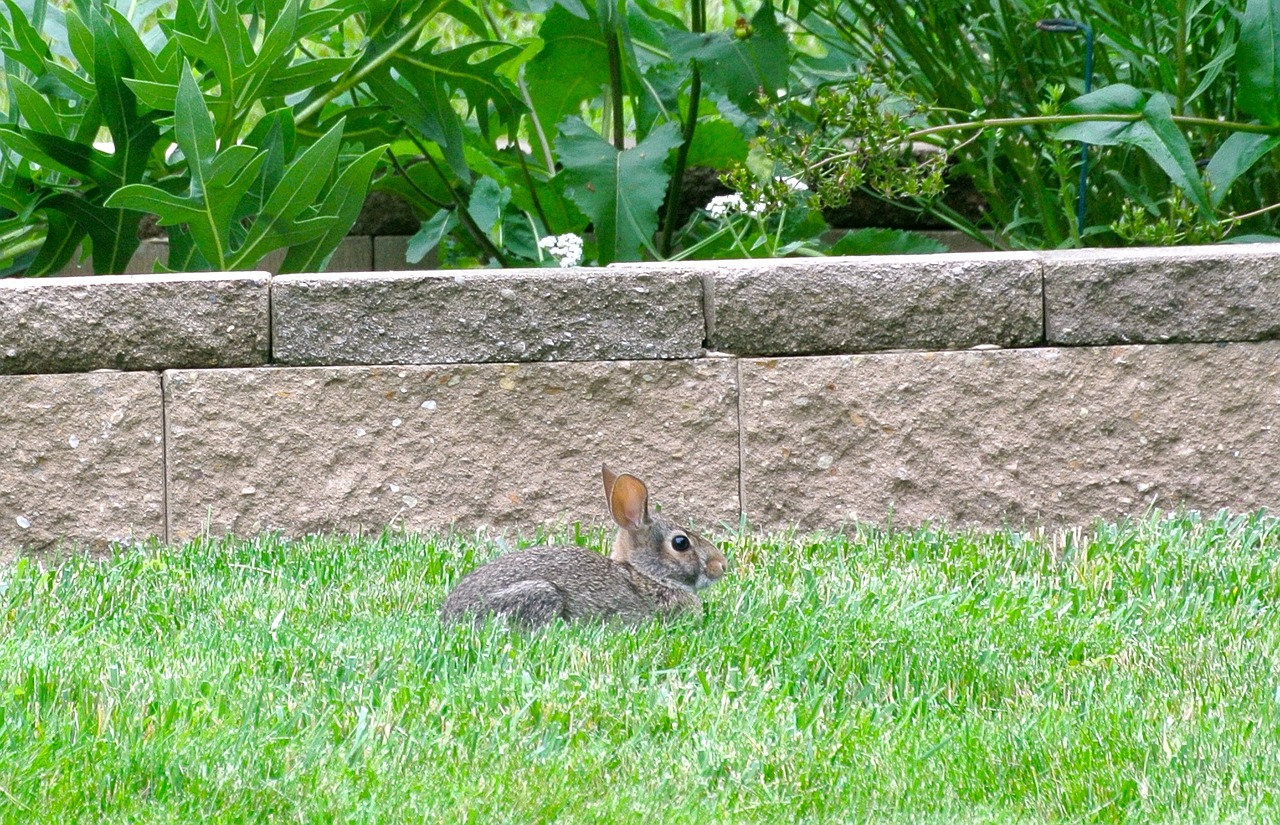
1,512,1278,823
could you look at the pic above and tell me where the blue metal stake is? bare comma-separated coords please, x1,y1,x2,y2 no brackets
1037,19,1095,236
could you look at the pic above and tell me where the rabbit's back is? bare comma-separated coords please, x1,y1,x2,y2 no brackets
440,545,696,626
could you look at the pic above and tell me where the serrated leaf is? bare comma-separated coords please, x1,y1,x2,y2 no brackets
666,1,790,114
524,6,609,138
684,119,749,169
556,117,681,264
393,39,525,140
828,228,949,256
1239,0,1280,125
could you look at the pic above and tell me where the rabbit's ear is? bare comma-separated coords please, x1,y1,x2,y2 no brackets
608,472,649,530
602,464,619,499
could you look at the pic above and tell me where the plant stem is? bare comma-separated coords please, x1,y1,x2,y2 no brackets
601,1,627,151
904,113,1280,145
514,147,554,233
518,72,556,175
412,136,510,267
1221,200,1280,226
294,7,437,126
385,149,451,210
659,0,705,258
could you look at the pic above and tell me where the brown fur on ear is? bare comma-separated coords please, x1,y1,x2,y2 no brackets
602,464,619,501
605,469,649,530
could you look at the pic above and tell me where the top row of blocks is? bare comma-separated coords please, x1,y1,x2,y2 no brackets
3,245,1280,375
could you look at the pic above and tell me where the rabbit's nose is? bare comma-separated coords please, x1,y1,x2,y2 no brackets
706,554,727,579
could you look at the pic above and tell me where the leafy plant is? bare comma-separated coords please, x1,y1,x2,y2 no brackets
386,0,948,268
789,0,1280,248
0,0,391,275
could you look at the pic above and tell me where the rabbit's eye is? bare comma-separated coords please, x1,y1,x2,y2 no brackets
671,535,691,552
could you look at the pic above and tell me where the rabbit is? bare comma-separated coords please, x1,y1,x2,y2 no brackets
440,464,728,627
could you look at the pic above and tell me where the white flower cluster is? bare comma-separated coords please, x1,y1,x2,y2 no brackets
705,193,767,220
537,233,584,267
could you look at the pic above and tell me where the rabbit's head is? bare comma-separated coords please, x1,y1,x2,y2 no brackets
602,465,727,592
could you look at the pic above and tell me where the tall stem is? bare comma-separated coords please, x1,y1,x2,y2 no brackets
659,0,706,257
601,1,627,151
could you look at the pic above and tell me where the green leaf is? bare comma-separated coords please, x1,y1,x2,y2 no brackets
0,126,113,182
666,1,790,114
684,119,749,170
405,207,458,264
1239,0,1280,125
44,191,143,274
556,117,682,264
828,228,949,256
524,6,610,139
92,8,158,186
467,176,511,235
280,145,386,273
260,57,358,99
1205,132,1280,208
65,7,94,74
1058,88,1211,216
24,210,82,276
367,65,467,179
1,0,54,75
10,77,66,137
105,184,208,225
392,39,525,142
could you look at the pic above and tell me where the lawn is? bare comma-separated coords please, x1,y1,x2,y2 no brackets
1,512,1277,823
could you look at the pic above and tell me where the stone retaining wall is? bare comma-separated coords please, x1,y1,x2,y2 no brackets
4,244,1280,557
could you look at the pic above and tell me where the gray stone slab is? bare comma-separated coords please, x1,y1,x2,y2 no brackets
1044,244,1280,345
258,236,373,274
164,359,741,541
272,269,706,365
373,236,435,271
671,253,1043,356
0,371,165,560
1,272,270,375
741,343,1280,530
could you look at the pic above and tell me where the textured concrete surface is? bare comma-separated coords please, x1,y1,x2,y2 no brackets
164,359,740,540
741,342,1280,529
0,372,165,559
1044,244,1280,345
650,253,1043,356
272,269,706,365
0,272,269,374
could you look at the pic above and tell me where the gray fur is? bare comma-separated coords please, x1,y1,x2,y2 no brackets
440,466,727,627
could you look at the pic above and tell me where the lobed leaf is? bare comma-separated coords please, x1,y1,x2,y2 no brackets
556,117,682,264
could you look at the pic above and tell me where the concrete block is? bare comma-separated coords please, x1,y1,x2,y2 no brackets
1044,244,1280,345
0,272,270,375
272,269,706,365
674,253,1043,356
0,371,165,559
164,359,741,540
741,342,1280,529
